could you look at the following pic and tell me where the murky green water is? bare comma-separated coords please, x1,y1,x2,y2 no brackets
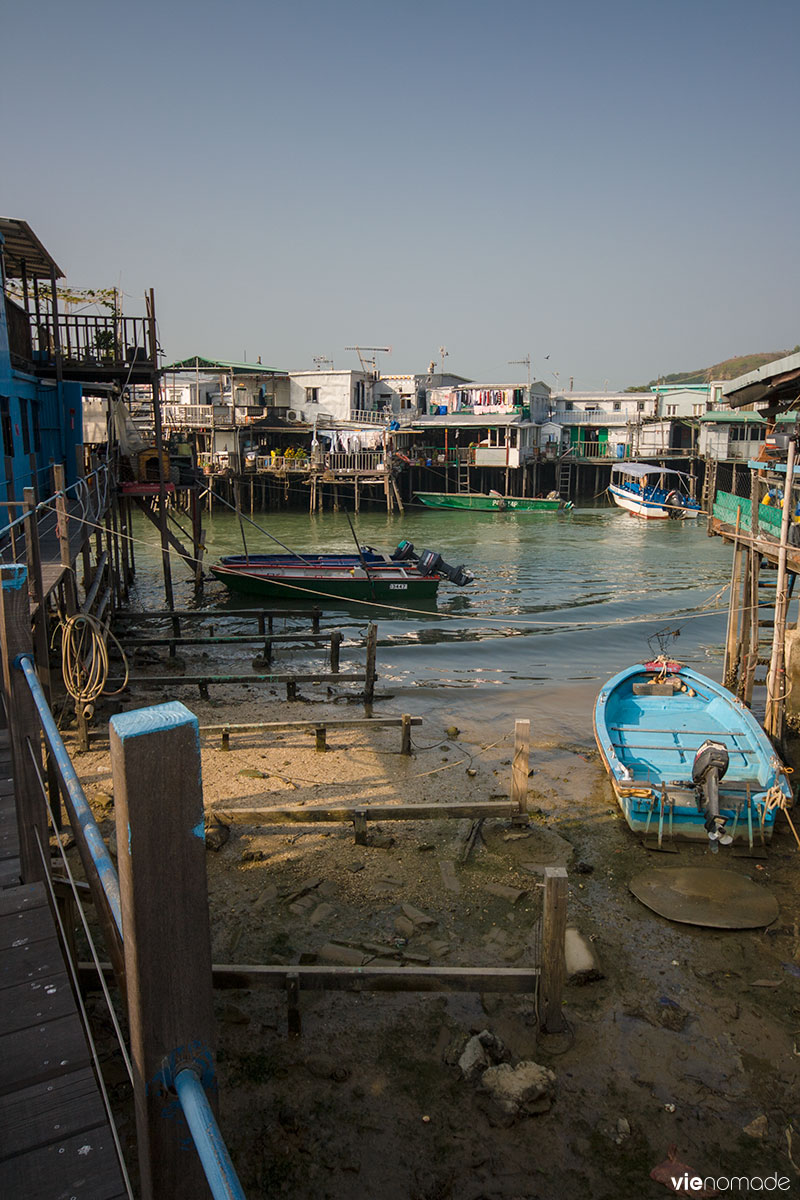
126,504,732,739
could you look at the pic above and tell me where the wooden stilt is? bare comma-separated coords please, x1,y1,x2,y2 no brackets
541,867,568,1034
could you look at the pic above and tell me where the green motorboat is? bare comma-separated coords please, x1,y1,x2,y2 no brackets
414,491,572,512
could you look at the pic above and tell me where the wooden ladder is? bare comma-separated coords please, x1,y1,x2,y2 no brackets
557,456,573,499
457,461,470,493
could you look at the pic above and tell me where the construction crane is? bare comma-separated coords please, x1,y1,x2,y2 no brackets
344,345,392,378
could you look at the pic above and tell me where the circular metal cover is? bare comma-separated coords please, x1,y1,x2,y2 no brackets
629,866,779,929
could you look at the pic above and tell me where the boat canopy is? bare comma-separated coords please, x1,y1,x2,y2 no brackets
611,462,691,482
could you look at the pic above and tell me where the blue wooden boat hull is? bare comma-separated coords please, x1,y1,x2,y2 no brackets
593,663,791,844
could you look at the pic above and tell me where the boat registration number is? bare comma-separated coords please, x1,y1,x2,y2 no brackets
389,583,408,590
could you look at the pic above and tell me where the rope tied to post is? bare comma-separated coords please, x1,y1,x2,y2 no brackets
764,780,800,851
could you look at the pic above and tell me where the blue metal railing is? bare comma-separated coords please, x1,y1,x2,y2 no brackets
175,1069,247,1200
12,641,246,1200
17,652,123,939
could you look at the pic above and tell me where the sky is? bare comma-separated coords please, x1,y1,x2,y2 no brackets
2,0,799,390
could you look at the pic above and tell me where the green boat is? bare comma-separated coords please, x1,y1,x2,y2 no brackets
414,491,572,512
209,545,472,602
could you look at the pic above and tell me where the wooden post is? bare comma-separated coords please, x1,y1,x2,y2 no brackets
364,622,377,713
119,492,133,591
315,725,327,752
744,545,761,707
723,507,743,689
330,629,342,673
190,487,204,596
23,489,61,825
511,718,530,820
0,564,48,883
541,866,567,1033
110,701,216,1200
766,437,796,738
76,445,92,590
52,463,78,616
286,971,301,1038
400,713,412,756
353,808,368,845
391,476,405,513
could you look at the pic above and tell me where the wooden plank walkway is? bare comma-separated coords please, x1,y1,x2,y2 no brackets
0,729,129,1198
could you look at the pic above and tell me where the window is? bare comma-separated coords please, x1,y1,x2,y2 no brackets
0,397,12,457
305,387,319,404
613,401,621,411
19,398,31,455
637,401,645,412
565,401,573,411
666,404,677,416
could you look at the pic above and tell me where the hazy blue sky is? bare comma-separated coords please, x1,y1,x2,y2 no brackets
3,0,798,389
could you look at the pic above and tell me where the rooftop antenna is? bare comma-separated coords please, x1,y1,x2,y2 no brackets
509,354,531,388
439,345,449,374
344,345,392,378
313,355,334,370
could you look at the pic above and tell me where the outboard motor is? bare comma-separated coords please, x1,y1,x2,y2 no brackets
692,740,732,851
665,490,684,520
417,549,473,586
390,540,417,562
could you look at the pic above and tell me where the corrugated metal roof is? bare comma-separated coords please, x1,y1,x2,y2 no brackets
721,352,800,409
163,355,286,376
0,217,64,279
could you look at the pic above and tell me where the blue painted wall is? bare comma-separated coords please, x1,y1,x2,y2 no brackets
0,236,82,504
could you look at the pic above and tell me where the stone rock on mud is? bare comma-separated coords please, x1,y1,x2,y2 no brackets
457,1030,509,1082
480,1061,556,1121
743,1114,768,1139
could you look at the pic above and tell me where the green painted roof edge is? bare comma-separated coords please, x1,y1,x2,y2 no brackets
698,409,766,424
163,355,287,376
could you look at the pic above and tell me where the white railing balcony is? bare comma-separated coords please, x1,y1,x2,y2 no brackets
547,409,646,427
324,451,385,472
162,404,215,426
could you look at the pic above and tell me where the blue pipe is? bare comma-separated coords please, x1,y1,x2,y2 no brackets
16,652,123,940
174,1068,247,1200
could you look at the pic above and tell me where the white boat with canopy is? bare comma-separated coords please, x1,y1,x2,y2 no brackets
609,462,701,519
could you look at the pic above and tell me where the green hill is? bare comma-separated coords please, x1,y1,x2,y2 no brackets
625,349,798,392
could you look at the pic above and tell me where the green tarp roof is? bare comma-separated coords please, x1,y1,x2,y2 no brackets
163,355,286,376
698,409,766,424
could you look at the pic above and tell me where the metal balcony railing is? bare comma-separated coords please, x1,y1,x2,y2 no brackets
32,313,155,369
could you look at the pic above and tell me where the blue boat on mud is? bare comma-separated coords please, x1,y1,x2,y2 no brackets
593,662,792,850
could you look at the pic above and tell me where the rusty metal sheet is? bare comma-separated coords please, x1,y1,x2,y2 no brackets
629,866,778,929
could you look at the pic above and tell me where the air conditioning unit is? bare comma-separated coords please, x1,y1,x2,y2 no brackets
287,410,298,420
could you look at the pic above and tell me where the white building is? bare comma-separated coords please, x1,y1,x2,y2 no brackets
698,410,766,461
274,369,371,424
